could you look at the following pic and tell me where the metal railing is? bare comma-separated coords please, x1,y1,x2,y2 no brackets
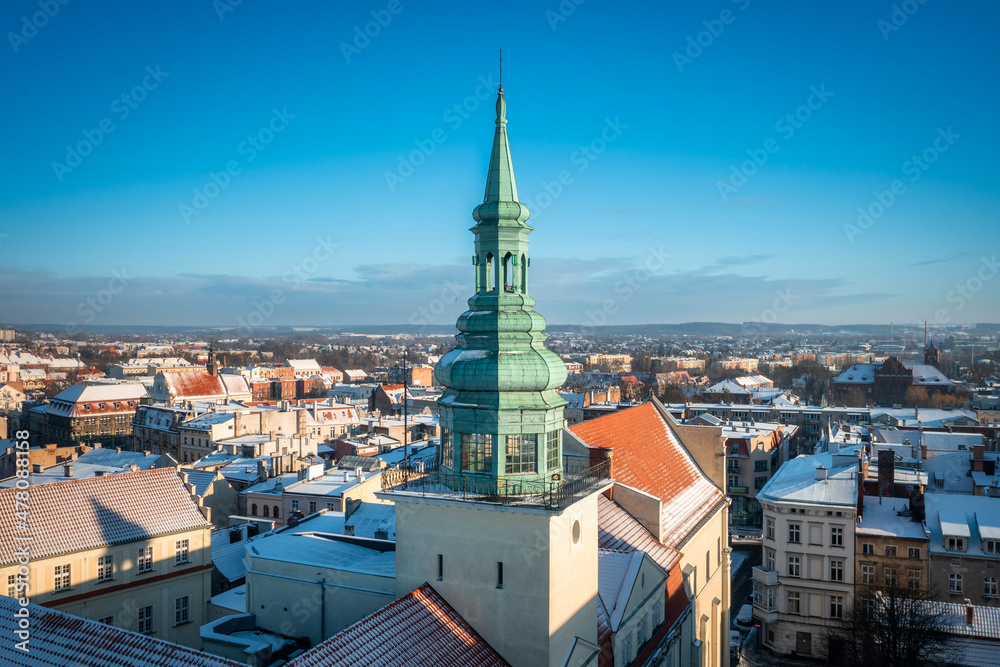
380,459,611,509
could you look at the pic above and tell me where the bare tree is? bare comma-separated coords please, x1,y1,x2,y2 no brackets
826,577,950,666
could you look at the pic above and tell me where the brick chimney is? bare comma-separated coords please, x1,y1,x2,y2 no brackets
878,449,895,497
965,599,974,625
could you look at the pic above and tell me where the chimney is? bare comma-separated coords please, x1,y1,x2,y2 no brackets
878,449,895,497
274,479,283,493
965,599,974,625
816,465,828,481
64,464,73,478
32,463,42,474
921,445,928,460
95,470,106,477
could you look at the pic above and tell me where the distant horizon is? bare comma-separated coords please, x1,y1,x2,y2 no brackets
2,1,998,329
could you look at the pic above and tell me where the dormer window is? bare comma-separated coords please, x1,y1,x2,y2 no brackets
98,403,106,410
84,404,91,411
945,536,966,552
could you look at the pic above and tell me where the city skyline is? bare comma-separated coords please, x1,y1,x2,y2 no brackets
2,0,998,329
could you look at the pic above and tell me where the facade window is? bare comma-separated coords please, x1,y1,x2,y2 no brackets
755,476,767,490
908,547,921,559
97,555,113,582
727,459,740,473
946,536,966,552
787,555,801,577
755,459,768,472
309,501,317,513
138,605,153,634
637,615,646,646
504,434,537,474
273,506,279,519
765,518,774,541
885,545,897,557
830,559,844,582
765,548,775,572
251,503,257,516
788,523,801,543
883,566,898,586
830,596,843,619
461,433,493,473
7,574,17,598
546,431,559,471
263,505,270,517
862,542,874,555
54,564,70,591
98,616,115,626
291,499,299,511
907,568,922,589
861,564,874,585
985,577,998,597
440,429,453,468
831,527,843,547
949,573,963,594
138,546,153,573
985,540,999,555
787,591,801,614
174,596,190,625
728,475,740,488
175,539,189,565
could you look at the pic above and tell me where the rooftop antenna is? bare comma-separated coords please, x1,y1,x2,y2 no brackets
499,46,502,92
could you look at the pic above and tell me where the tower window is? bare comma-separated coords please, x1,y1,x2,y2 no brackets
503,252,513,292
520,253,527,292
440,429,453,469
497,562,503,589
461,433,493,473
505,434,537,474
485,253,494,292
546,431,559,471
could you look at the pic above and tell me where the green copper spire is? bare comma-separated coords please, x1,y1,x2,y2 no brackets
434,82,568,492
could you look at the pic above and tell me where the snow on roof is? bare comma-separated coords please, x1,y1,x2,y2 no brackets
598,548,644,631
926,599,1000,640
248,523,393,577
290,583,509,667
872,428,982,450
181,469,220,497
597,495,682,573
907,363,956,386
74,448,161,469
210,584,247,613
344,503,395,540
52,383,148,404
939,510,972,538
212,523,256,582
758,452,857,507
0,468,210,566
0,596,243,667
571,402,726,549
856,496,927,539
833,363,877,384
925,495,1000,556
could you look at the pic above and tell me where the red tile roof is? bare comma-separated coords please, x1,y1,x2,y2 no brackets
572,402,725,548
289,584,510,667
163,370,227,399
597,495,682,573
0,468,210,566
0,596,242,667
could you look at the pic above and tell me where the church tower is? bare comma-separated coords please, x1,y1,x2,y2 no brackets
433,82,568,491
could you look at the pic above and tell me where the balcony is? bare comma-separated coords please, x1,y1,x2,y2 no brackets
752,565,778,586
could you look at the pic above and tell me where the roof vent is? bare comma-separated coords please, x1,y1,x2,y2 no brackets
816,465,828,481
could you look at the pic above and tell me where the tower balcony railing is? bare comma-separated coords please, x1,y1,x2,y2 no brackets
380,459,611,510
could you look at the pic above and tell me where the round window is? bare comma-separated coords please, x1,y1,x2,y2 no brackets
572,520,581,544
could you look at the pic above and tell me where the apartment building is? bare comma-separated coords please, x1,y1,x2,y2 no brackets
752,452,858,659
0,468,213,649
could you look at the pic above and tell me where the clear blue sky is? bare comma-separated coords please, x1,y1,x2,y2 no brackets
1,0,997,330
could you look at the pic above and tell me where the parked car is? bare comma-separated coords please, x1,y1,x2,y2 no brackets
730,630,742,659
736,603,754,626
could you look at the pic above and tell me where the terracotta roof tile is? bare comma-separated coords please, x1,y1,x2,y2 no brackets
289,584,509,667
163,371,227,400
572,402,725,548
0,468,210,566
0,596,241,667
